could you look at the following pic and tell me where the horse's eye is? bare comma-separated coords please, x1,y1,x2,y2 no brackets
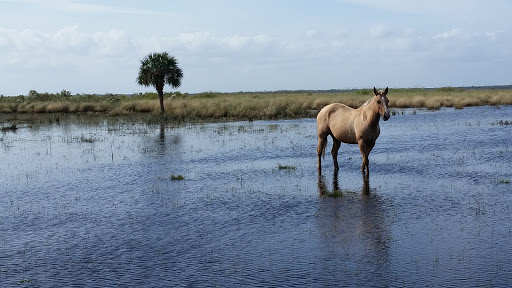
377,100,381,104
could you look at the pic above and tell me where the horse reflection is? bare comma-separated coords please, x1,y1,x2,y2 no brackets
318,169,369,197
316,170,390,279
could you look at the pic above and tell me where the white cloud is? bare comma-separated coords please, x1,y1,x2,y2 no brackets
0,26,135,68
1,19,511,95
370,25,391,38
174,32,212,49
50,26,87,52
305,29,318,38
433,28,464,40
92,29,132,57
485,31,498,41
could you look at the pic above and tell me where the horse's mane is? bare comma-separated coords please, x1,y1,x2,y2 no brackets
362,98,373,106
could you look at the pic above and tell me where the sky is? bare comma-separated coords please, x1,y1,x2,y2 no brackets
1,0,511,96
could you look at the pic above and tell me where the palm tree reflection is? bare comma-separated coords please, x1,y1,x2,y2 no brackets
150,121,182,158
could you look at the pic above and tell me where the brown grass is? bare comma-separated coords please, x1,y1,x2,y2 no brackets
1,88,512,120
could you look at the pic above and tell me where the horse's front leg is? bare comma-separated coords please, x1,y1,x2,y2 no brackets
361,140,376,177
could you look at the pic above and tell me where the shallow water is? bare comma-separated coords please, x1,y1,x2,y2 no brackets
1,106,511,287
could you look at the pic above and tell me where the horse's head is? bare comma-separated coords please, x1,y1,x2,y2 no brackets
373,87,390,121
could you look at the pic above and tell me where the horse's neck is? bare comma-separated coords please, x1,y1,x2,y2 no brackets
361,103,380,126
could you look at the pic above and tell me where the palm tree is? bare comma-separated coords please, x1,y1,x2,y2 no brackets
137,52,183,114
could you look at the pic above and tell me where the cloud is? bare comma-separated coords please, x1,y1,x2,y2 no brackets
92,29,132,57
1,22,506,73
433,28,464,40
174,32,274,51
1,22,511,95
51,26,85,48
370,25,391,38
305,29,318,38
0,26,135,68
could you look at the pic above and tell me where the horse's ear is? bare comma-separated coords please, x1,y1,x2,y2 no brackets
373,87,378,96
384,87,388,95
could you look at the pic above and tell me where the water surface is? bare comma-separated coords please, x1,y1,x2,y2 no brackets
1,106,511,287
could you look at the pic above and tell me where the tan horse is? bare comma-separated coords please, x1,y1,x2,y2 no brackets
316,87,390,177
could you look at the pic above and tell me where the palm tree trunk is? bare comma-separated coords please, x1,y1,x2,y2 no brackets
157,89,165,114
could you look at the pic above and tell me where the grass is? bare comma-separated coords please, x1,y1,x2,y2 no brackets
79,135,96,143
278,164,297,170
1,124,17,132
495,120,512,125
18,279,31,284
170,174,185,181
320,189,344,198
1,87,512,121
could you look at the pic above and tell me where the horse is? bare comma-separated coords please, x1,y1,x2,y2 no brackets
316,87,390,177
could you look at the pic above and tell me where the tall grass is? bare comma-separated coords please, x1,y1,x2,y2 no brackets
1,88,512,120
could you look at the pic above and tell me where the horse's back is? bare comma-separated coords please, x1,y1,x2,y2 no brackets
317,103,353,122
317,103,345,132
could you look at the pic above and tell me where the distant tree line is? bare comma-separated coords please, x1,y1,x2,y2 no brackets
0,90,187,103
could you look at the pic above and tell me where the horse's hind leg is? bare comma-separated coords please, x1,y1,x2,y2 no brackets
317,133,328,170
358,140,370,177
331,137,341,171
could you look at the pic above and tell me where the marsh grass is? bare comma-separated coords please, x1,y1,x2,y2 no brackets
2,88,512,120
320,189,344,198
1,124,17,132
278,164,297,170
80,135,96,143
494,120,512,125
171,174,185,181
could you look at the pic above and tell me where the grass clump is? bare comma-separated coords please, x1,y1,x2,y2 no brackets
278,164,297,170
80,135,96,143
170,174,185,181
495,120,512,125
1,124,18,132
320,189,344,198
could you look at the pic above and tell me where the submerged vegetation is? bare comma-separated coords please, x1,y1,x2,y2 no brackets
278,164,297,170
494,120,512,125
319,189,344,198
170,174,185,181
1,87,512,120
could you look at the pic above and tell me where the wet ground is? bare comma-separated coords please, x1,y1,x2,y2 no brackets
1,106,511,287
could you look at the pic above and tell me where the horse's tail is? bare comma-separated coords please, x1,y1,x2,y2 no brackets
321,140,326,158
316,108,328,160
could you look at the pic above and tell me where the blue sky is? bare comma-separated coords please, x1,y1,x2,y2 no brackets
1,0,511,95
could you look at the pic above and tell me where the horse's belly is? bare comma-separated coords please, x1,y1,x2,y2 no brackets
332,129,358,144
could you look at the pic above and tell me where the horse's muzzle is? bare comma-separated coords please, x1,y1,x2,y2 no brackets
383,113,390,121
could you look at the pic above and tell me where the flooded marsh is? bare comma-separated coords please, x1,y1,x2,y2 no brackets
1,106,512,286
